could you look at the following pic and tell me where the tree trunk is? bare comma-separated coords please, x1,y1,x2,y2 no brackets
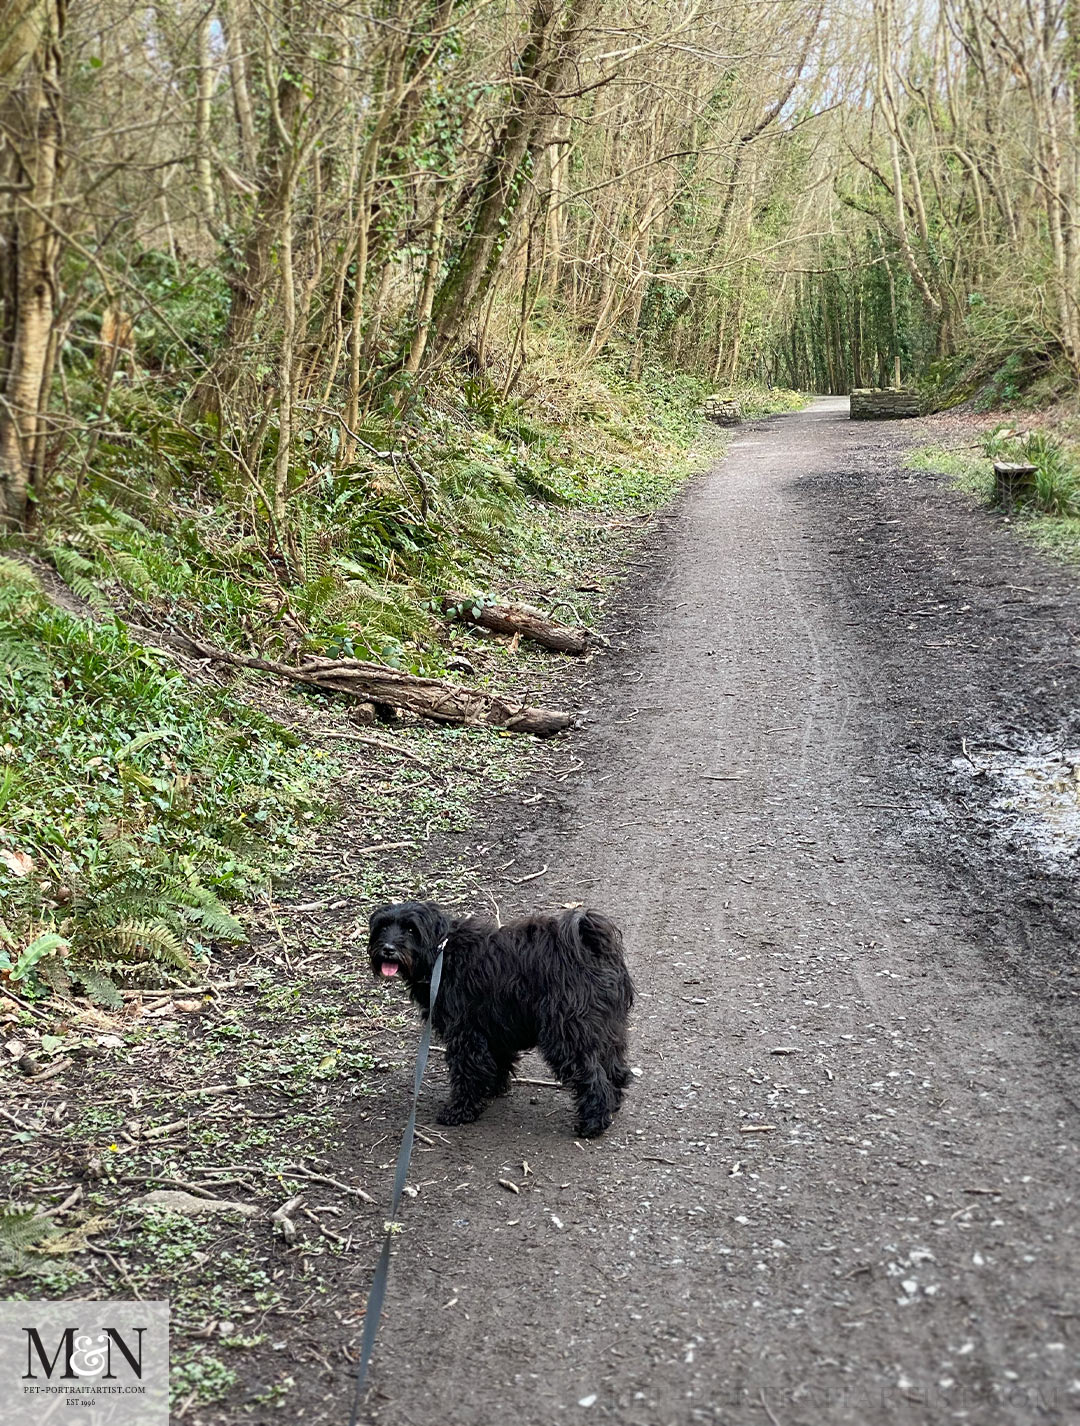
0,0,65,527
210,52,302,407
425,0,597,366
195,10,216,228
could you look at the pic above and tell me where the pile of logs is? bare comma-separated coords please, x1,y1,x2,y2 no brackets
849,388,921,420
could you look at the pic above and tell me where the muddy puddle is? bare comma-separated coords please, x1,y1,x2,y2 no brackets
951,735,1080,867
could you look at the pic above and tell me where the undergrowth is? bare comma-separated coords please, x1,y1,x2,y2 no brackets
0,559,327,999
1,301,801,998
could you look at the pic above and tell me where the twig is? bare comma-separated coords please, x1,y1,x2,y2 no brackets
510,864,549,885
143,1176,232,1200
272,1195,304,1245
316,731,444,778
302,1205,348,1245
35,1185,82,1217
171,1082,269,1100
280,1167,375,1204
119,985,215,999
1,987,52,1020
87,1243,143,1299
759,1389,783,1426
25,1059,71,1084
0,1106,37,1132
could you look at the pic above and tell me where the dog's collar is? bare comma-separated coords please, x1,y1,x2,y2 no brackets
435,936,448,954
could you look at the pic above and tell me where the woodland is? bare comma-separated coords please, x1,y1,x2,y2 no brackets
1,0,1079,988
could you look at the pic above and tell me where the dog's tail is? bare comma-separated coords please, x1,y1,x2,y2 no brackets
563,908,635,1012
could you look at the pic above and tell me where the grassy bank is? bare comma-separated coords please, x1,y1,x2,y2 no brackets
907,423,1080,563
1,335,799,999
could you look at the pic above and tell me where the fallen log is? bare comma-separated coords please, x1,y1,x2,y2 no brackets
442,591,587,655
182,636,573,736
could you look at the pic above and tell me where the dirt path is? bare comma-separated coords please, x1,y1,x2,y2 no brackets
327,397,1079,1426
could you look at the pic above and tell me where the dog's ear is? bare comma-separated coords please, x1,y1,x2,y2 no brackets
415,901,452,945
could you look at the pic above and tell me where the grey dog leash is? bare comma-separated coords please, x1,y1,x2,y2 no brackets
347,943,444,1425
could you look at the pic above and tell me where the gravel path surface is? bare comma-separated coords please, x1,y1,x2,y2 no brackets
353,396,1079,1426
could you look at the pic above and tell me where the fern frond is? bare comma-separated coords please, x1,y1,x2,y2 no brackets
178,886,245,942
48,546,109,611
72,967,124,1009
96,919,193,971
0,556,43,594
108,550,159,597
0,1209,54,1253
0,634,52,685
35,955,73,998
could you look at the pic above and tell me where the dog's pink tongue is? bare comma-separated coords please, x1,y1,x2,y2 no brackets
380,962,399,977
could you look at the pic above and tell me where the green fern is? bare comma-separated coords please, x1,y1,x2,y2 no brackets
108,549,159,597
35,955,73,998
0,634,52,687
47,545,109,611
293,573,339,619
0,556,43,594
72,967,124,1008
94,918,193,971
0,1208,57,1279
299,522,323,581
175,885,245,941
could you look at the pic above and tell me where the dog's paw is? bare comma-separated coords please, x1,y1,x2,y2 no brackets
436,1101,481,1126
574,1114,613,1139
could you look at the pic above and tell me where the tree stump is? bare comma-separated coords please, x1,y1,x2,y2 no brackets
849,389,921,419
993,461,1039,509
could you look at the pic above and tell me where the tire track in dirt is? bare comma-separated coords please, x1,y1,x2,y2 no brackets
339,399,1079,1426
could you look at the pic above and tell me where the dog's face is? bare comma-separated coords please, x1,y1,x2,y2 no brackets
367,901,449,987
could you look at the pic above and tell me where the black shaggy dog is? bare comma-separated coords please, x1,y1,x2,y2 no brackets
368,901,634,1138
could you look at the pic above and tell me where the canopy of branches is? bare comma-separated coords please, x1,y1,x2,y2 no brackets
1,0,1077,529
